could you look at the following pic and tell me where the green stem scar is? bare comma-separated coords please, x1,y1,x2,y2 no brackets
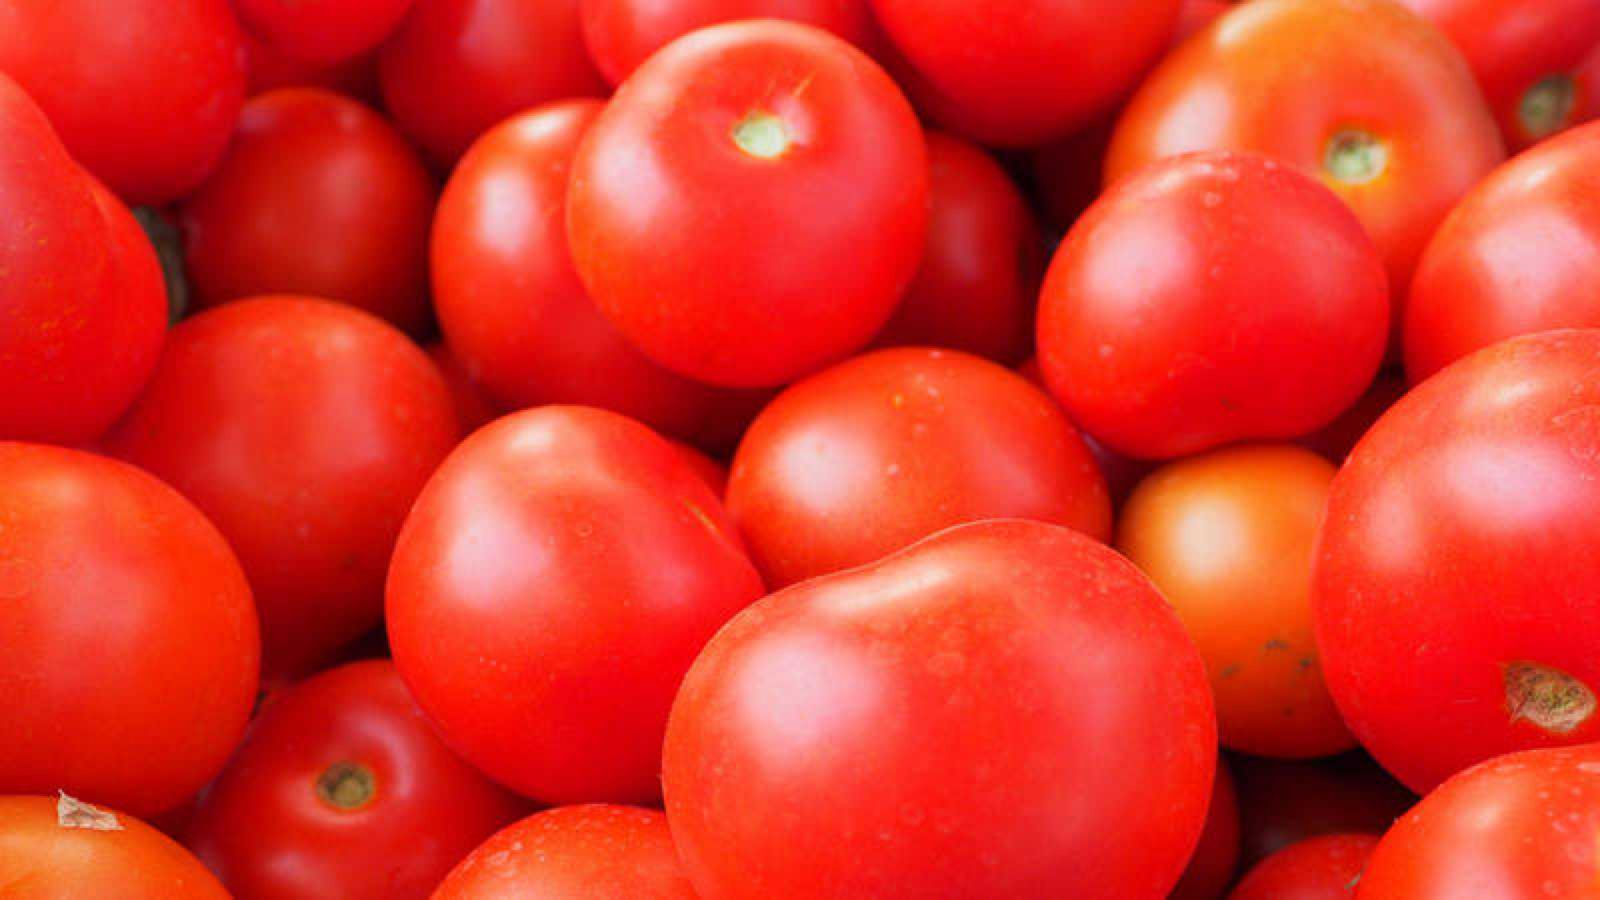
1323,130,1389,185
732,111,791,160
316,761,377,811
1519,75,1577,141
1505,661,1596,735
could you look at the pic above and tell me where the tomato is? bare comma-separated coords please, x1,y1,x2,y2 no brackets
186,660,525,899
0,444,258,817
872,132,1043,365
1172,760,1242,900
433,99,768,449
580,0,878,85
663,519,1217,898
435,806,697,899
236,0,413,65
727,348,1111,588
245,32,382,102
1018,355,1155,507
0,75,167,446
1395,0,1600,149
426,343,500,435
0,795,227,898
179,88,437,335
1037,152,1389,460
1108,0,1505,317
674,441,730,498
1228,834,1378,900
0,0,246,206
1314,329,1600,793
387,406,763,805
1404,121,1600,382
1233,754,1415,871
567,21,927,388
869,0,1182,147
378,0,606,166
103,297,457,681
1297,373,1409,463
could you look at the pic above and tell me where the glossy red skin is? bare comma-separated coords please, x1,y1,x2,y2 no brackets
435,805,697,899
568,21,928,388
245,32,382,102
664,519,1217,899
0,445,259,817
869,0,1182,146
103,297,457,680
434,99,768,448
237,0,413,65
727,348,1112,588
1172,760,1242,900
873,133,1042,365
180,89,437,335
0,0,245,205
674,441,730,498
387,406,764,805
426,343,500,435
1298,372,1409,462
186,660,526,899
1038,152,1389,460
1228,834,1377,900
0,796,228,898
1233,754,1416,871
378,0,606,166
1314,330,1600,793
1404,121,1600,382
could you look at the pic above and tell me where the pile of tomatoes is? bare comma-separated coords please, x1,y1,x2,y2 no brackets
3,0,1600,897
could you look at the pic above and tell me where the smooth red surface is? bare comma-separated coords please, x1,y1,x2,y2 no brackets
426,343,500,435
1228,834,1377,900
237,0,413,65
1172,760,1242,900
244,33,382,101
0,445,259,817
0,796,227,898
663,519,1216,898
1232,754,1415,871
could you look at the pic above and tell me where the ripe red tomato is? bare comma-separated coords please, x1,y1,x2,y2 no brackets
869,0,1183,146
0,444,259,817
387,406,764,805
727,347,1110,588
1227,834,1378,900
663,519,1217,898
1108,0,1505,315
1314,329,1600,793
0,0,246,205
236,0,413,65
0,795,227,898
433,99,768,448
1172,760,1242,900
179,88,437,335
426,342,500,435
186,660,526,899
244,32,382,101
434,806,697,899
1233,754,1415,871
567,21,928,388
1037,152,1389,460
1404,121,1600,381
378,0,606,166
103,297,458,680
674,441,730,498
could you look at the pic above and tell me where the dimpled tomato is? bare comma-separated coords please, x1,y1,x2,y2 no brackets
0,795,227,898
663,519,1217,899
1314,330,1600,793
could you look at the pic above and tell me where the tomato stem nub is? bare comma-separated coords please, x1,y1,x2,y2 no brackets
1323,130,1388,185
1518,75,1576,141
732,111,791,160
316,761,377,810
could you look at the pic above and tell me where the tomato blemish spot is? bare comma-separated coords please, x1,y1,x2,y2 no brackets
316,761,378,811
1323,129,1388,185
56,791,122,831
732,110,792,160
1518,75,1577,141
1505,661,1596,735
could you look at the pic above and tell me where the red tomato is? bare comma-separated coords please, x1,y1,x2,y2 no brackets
426,342,500,435
567,21,928,388
0,444,259,817
1172,760,1242,900
869,0,1182,146
1228,834,1378,900
1108,0,1505,317
236,0,413,65
179,89,437,335
663,519,1217,898
1233,754,1415,871
244,32,382,101
674,441,730,498
1018,355,1155,506
1404,121,1600,381
1037,152,1389,460
1314,329,1600,793
186,660,525,899
0,0,246,205
434,806,696,899
387,406,764,805
727,348,1110,587
1297,372,1409,463
103,297,458,680
0,795,227,898
433,99,768,448
0,75,167,446
378,0,606,166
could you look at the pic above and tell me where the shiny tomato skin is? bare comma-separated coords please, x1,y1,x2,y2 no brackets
1228,834,1377,900
180,88,437,335
186,660,526,899
674,441,730,498
103,297,458,681
434,805,697,899
0,445,259,817
387,406,764,805
0,795,228,898
1172,760,1243,900
236,0,413,65
1404,121,1600,382
378,0,606,166
0,0,246,206
727,348,1111,588
664,519,1217,899
1314,329,1600,793
567,20,928,388
1233,754,1415,871
1038,151,1389,460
